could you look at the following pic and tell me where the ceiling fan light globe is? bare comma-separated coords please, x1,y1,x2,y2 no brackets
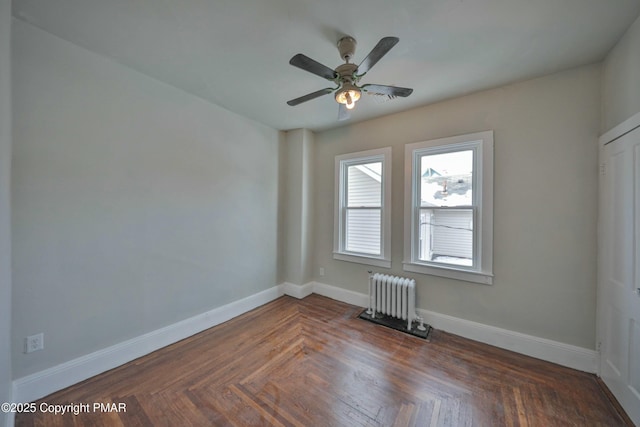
335,86,361,107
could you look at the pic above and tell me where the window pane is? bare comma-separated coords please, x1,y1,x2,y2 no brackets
346,208,381,255
419,208,473,266
347,162,382,207
420,150,473,207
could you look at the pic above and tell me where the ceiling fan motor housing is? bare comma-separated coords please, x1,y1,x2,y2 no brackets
335,63,358,85
337,36,357,62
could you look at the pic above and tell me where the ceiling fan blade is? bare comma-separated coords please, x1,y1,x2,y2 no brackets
357,37,399,75
289,54,338,80
361,84,413,97
338,103,350,121
287,87,335,106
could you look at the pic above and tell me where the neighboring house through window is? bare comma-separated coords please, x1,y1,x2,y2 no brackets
334,147,391,268
404,131,494,284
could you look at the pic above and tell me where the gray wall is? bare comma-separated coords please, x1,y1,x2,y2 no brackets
313,64,601,349
602,14,640,132
11,20,280,378
0,0,13,423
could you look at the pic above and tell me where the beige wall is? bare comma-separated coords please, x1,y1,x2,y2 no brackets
313,64,601,349
12,20,280,378
0,0,13,421
281,129,315,285
602,14,640,132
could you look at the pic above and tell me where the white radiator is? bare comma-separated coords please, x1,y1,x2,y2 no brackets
367,273,416,330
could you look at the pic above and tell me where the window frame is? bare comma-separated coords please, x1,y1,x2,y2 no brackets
334,147,392,268
403,131,494,284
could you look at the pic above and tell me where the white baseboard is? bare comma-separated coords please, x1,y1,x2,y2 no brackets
417,308,598,373
304,281,598,373
281,282,314,299
311,281,369,307
282,281,368,307
12,280,598,408
12,285,284,404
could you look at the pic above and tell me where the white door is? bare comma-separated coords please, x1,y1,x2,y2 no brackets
598,125,640,426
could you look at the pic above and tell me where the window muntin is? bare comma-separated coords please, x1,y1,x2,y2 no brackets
334,148,391,268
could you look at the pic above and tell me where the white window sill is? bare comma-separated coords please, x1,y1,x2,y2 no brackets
333,252,391,269
403,262,493,285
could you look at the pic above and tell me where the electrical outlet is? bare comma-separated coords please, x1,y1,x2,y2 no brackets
25,333,44,353
319,267,325,276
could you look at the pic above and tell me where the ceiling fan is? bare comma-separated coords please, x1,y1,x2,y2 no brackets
286,36,413,120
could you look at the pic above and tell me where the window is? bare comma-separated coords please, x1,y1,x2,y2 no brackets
334,147,391,268
404,131,493,284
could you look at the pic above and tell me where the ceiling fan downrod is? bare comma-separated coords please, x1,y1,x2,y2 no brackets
337,36,357,63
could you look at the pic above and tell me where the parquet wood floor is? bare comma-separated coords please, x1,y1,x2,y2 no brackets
16,294,632,426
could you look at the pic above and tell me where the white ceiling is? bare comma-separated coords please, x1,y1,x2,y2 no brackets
12,0,640,132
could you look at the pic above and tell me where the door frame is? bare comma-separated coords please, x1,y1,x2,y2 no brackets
599,111,640,150
596,110,640,424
